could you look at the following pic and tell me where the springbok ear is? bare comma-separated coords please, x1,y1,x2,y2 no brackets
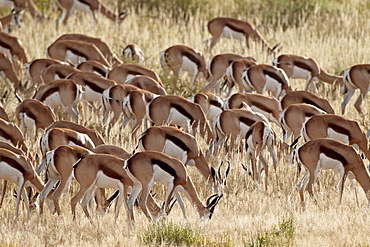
206,193,219,206
208,194,223,215
217,161,231,186
161,196,177,215
107,190,120,208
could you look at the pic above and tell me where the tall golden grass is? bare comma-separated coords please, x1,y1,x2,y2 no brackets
1,1,370,246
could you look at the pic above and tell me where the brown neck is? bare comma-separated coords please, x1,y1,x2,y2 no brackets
317,68,342,84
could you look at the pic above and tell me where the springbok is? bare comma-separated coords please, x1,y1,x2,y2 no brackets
54,33,123,65
123,44,145,65
160,45,209,86
241,63,291,99
137,126,219,192
272,54,343,93
124,151,223,221
224,92,281,125
296,138,370,207
280,90,335,114
341,64,370,114
206,108,269,157
279,103,326,143
146,95,213,144
203,53,256,95
55,0,127,27
0,148,55,219
205,17,281,55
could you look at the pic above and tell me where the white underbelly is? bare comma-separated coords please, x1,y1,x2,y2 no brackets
181,56,197,74
83,86,102,102
18,112,36,133
222,26,245,41
162,140,188,163
264,75,282,95
327,128,350,144
0,162,22,184
65,50,87,65
95,171,122,189
153,165,175,185
319,154,344,174
206,105,223,121
43,92,62,108
168,108,191,130
291,66,311,80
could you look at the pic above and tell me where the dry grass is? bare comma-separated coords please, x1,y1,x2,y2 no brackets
1,1,370,246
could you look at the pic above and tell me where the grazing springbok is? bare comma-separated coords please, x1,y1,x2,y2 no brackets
0,9,24,33
124,151,223,221
39,127,96,159
40,63,80,84
46,39,110,67
121,89,158,137
341,64,370,114
101,84,140,132
188,92,223,124
71,153,162,220
244,121,277,190
280,90,335,114
107,63,163,86
205,17,281,55
272,54,343,93
241,64,291,99
33,79,83,122
0,148,55,219
76,60,111,77
0,141,28,209
0,51,21,90
45,120,105,148
160,45,209,86
301,114,370,161
125,75,167,95
123,44,145,65
23,58,67,87
15,98,56,140
0,0,43,21
0,30,28,69
66,71,117,105
296,138,370,207
206,108,269,157
203,53,256,95
224,58,258,96
0,118,28,153
56,0,127,27
54,33,123,65
146,95,213,144
224,92,281,125
137,126,219,193
279,103,326,143
38,145,93,215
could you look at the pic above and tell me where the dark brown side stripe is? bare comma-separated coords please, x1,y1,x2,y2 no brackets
263,69,285,85
152,159,177,177
0,155,25,174
182,51,201,67
39,85,60,102
170,103,194,122
68,47,88,59
319,146,347,165
302,98,326,112
294,61,313,72
239,117,256,126
328,123,351,136
166,134,190,152
83,79,105,93
210,99,222,108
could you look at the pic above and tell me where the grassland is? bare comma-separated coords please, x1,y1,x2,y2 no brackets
0,0,370,246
